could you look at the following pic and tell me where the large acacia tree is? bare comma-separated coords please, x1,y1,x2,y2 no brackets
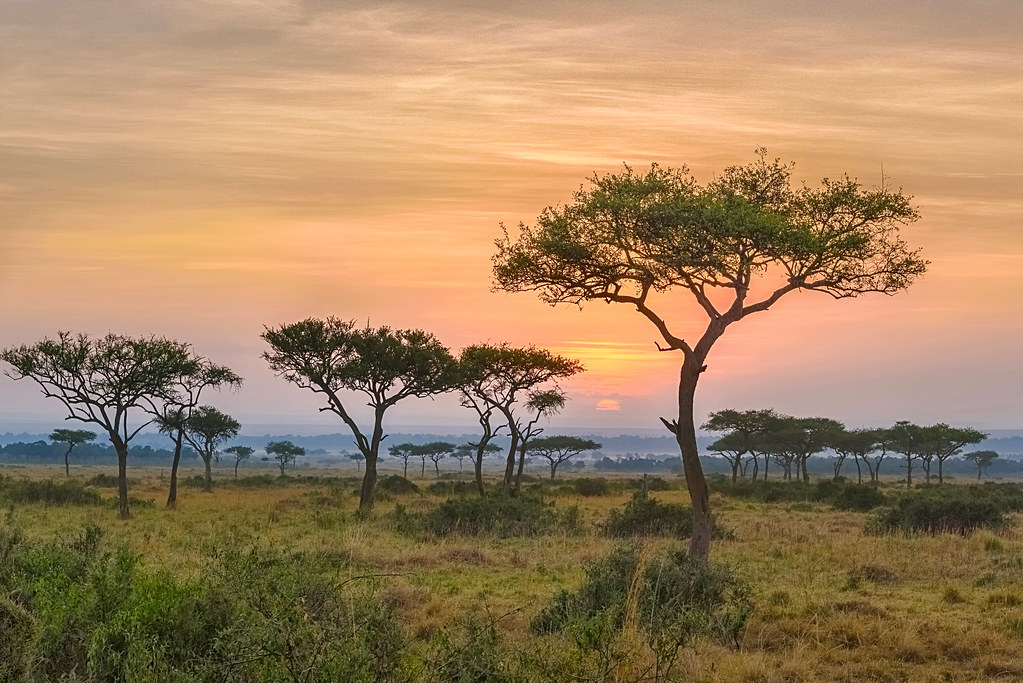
262,318,458,511
2,332,196,519
493,153,925,559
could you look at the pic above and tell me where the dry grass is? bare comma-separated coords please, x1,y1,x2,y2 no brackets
4,465,1023,681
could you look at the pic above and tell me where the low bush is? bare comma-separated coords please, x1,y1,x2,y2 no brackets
0,476,103,506
397,493,580,538
866,487,1010,536
379,474,420,495
425,480,476,496
533,544,752,650
603,492,694,537
573,478,611,497
84,473,121,488
708,475,887,511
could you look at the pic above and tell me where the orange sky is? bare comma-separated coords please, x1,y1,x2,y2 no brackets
2,1,1022,432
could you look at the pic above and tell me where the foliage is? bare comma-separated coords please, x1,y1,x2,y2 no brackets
525,435,601,478
378,474,420,495
0,475,104,506
865,485,1022,535
603,492,696,538
265,439,306,474
532,544,752,650
708,475,887,511
397,493,580,538
0,518,406,682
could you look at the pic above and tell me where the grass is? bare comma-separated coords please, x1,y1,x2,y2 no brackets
3,464,1023,681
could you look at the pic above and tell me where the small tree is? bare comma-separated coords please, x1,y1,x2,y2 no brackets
964,450,999,480
419,441,456,478
224,445,254,478
266,440,305,475
183,406,240,492
2,332,195,519
829,428,882,483
494,153,925,559
924,423,987,484
348,452,366,471
702,409,784,482
48,428,96,476
262,318,457,510
388,443,418,479
525,435,601,479
887,421,927,488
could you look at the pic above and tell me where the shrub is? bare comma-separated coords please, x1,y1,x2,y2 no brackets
425,480,476,496
84,473,122,487
0,596,34,682
830,484,886,512
533,544,751,650
399,494,579,537
0,476,103,506
378,474,419,495
603,492,694,537
866,488,1009,536
573,478,611,497
431,615,524,683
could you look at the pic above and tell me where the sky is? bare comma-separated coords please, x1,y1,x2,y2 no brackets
2,0,1022,434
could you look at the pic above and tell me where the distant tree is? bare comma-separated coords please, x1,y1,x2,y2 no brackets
48,428,96,476
2,332,195,519
182,406,240,492
863,429,892,482
829,428,882,483
262,318,458,511
348,452,365,471
494,153,925,559
156,359,242,507
964,450,999,480
525,435,601,479
455,343,582,495
388,442,418,479
420,441,456,478
225,445,254,478
707,432,749,483
886,421,928,488
511,389,568,491
452,443,472,472
266,440,305,476
702,409,785,482
923,424,987,484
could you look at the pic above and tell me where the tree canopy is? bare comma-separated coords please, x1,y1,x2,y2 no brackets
262,318,458,509
525,435,601,479
265,440,305,475
2,332,197,518
183,405,241,492
494,152,925,559
48,428,96,476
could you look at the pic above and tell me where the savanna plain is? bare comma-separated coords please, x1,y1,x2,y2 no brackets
2,463,1022,683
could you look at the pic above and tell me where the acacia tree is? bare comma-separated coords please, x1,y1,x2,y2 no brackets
456,343,582,495
420,441,456,477
964,450,998,480
526,435,601,479
702,409,784,482
924,423,987,484
157,359,242,507
266,440,305,475
887,421,927,488
225,445,254,478
388,443,418,479
183,405,240,492
829,428,882,483
49,428,96,476
494,153,924,559
511,389,567,492
2,332,195,519
262,318,458,511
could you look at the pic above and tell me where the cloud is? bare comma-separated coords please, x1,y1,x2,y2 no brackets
596,399,620,411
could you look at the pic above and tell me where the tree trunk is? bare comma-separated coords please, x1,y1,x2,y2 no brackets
203,455,213,492
434,460,440,477
474,450,486,496
854,456,862,483
420,459,426,478
166,431,184,508
403,459,409,478
502,430,519,494
234,461,239,479
113,436,130,520
905,454,913,488
674,360,711,561
359,452,378,510
64,446,72,476
937,458,944,484
730,457,739,483
751,453,759,481
800,455,809,483
513,443,527,493
550,461,557,479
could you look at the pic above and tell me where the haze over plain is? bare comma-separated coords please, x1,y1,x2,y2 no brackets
2,0,1021,432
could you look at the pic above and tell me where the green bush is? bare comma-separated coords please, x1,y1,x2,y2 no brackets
0,476,103,506
830,483,887,512
708,475,887,511
603,492,695,537
425,480,476,497
573,478,611,497
866,488,1010,536
431,615,525,683
84,473,122,488
379,474,420,495
533,544,752,650
0,596,34,682
398,494,579,538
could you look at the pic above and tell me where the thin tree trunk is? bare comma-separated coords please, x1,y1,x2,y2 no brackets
166,431,184,508
234,461,239,479
513,443,527,493
502,430,519,494
854,455,862,483
474,450,486,496
358,407,385,511
434,460,440,477
906,454,913,488
114,437,130,520
64,446,72,476
730,457,739,483
937,458,944,484
550,461,557,479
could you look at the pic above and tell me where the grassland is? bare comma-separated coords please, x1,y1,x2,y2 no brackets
3,464,1023,682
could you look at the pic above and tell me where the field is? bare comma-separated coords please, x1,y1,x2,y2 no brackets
2,464,1023,682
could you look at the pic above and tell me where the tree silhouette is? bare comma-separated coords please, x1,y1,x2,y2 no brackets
225,445,254,478
48,428,96,476
266,440,305,476
262,318,457,510
183,405,240,492
525,435,601,478
2,332,196,518
494,153,924,558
